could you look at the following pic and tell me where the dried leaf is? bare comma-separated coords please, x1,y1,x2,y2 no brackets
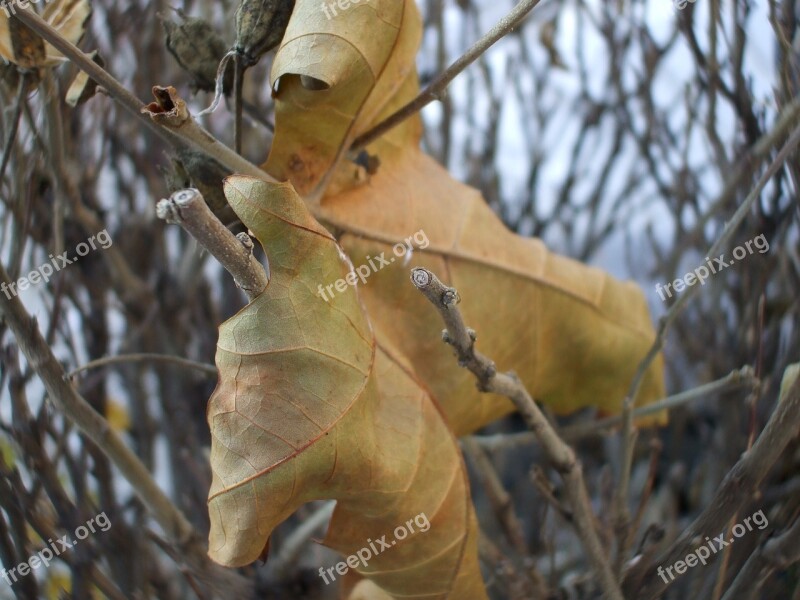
258,0,664,433
320,149,666,434
0,0,91,68
263,0,422,198
64,49,102,106
104,397,130,433
207,176,486,598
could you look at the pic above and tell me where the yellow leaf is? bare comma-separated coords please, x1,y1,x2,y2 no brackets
207,176,486,598
263,0,422,199
104,397,130,433
45,571,71,599
319,148,666,435
0,436,15,469
259,0,665,434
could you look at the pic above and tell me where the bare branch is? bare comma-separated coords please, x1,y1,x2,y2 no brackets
156,188,269,300
67,353,218,379
624,372,800,597
0,263,197,545
350,0,544,152
411,266,624,600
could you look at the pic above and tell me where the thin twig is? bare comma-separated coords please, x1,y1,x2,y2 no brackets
41,73,65,256
477,529,540,600
0,262,197,545
142,86,271,183
266,501,336,581
11,8,275,185
623,372,800,598
0,259,253,597
350,0,544,152
530,466,573,522
0,72,26,189
462,437,531,556
471,366,757,452
613,124,800,568
67,353,218,379
721,516,800,600
234,54,244,155
411,267,624,600
38,70,152,308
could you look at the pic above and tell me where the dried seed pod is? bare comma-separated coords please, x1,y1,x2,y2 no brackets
4,18,46,69
161,10,233,94
234,0,295,68
197,0,295,152
0,0,91,68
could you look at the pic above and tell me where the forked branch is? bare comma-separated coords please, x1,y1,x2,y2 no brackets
411,267,624,600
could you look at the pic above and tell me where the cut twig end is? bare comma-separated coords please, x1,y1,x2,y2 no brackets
410,267,432,288
156,188,268,300
410,268,461,307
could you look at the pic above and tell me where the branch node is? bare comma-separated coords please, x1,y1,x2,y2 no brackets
236,232,255,253
442,288,460,306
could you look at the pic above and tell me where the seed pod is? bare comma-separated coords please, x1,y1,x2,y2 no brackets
4,18,47,69
234,0,295,68
161,11,233,94
0,0,91,68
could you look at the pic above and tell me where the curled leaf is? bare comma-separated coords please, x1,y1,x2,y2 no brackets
207,176,486,598
263,0,422,197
